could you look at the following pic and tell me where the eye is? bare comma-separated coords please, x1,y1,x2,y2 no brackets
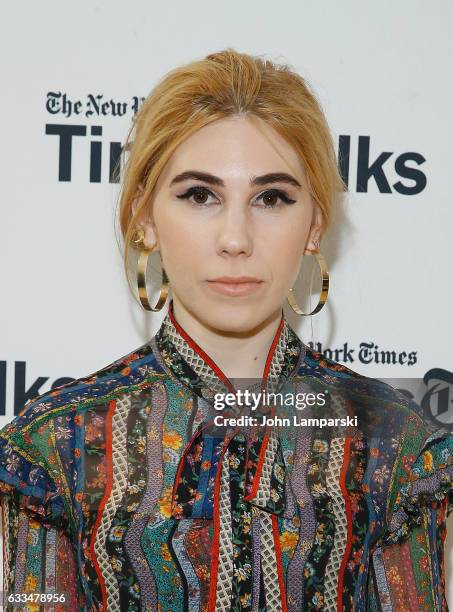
255,189,297,208
176,185,297,208
176,186,218,207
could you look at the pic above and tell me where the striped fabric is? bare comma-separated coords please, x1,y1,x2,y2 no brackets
0,299,451,611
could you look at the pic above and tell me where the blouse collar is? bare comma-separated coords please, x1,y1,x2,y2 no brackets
151,299,306,522
153,299,305,404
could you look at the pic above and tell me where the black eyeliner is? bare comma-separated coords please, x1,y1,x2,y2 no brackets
176,185,296,207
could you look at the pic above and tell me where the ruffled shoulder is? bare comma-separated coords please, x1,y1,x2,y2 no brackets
0,408,66,530
0,338,167,531
297,353,453,547
384,415,452,545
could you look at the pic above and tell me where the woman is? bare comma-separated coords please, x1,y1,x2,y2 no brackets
0,49,451,611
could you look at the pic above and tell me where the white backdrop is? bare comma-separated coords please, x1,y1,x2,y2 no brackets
1,0,451,605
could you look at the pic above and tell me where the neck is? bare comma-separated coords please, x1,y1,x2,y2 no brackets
169,296,284,380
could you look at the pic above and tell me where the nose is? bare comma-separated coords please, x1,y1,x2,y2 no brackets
215,203,253,257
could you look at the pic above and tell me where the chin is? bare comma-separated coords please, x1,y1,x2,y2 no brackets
200,297,269,333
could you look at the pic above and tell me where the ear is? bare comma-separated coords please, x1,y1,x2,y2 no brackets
131,185,159,251
306,204,323,251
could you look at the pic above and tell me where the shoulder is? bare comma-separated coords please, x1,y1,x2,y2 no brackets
298,344,436,431
0,337,169,531
1,337,167,446
299,343,407,400
297,345,452,544
0,337,167,527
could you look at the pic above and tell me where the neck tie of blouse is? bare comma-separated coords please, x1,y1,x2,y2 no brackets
155,301,301,610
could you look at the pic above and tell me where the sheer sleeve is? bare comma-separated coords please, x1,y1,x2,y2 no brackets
0,409,85,610
0,417,68,532
371,394,453,610
370,497,449,610
385,424,453,546
1,493,86,611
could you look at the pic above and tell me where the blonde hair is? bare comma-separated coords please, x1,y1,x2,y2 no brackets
117,48,346,301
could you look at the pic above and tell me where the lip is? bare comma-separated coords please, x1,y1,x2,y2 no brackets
206,279,263,296
209,276,261,283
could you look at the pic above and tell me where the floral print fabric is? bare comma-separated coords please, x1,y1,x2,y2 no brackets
0,300,451,611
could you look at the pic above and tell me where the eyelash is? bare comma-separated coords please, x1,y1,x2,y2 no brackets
176,186,297,208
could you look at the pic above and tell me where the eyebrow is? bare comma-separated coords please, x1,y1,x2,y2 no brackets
169,170,302,189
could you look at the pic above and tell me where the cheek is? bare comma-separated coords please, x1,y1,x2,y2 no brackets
263,223,309,288
156,216,209,280
268,216,309,260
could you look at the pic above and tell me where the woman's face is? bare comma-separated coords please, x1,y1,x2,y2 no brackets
135,115,322,332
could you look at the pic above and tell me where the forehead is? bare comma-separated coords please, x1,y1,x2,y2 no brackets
156,115,306,188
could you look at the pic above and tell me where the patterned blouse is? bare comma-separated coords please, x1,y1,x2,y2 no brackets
0,300,452,611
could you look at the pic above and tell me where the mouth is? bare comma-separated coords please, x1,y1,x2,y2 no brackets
206,279,264,297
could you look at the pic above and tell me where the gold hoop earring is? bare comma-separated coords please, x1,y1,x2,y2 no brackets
133,229,170,312
287,248,329,316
